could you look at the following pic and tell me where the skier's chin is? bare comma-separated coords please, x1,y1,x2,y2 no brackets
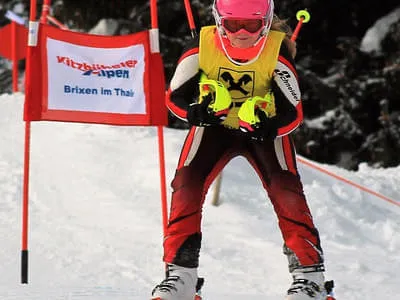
231,40,254,49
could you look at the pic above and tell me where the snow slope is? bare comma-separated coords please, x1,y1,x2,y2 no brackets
0,93,399,299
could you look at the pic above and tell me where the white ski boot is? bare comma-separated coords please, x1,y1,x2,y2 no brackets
285,271,327,300
152,264,198,300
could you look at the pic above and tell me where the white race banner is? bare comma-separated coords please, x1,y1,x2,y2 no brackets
46,38,146,114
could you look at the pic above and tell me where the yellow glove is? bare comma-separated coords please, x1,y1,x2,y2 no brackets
199,73,232,119
237,92,275,132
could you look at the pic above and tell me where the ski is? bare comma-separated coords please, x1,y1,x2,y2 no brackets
151,296,201,300
152,279,334,300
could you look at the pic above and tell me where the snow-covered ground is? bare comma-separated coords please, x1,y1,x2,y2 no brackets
1,93,399,300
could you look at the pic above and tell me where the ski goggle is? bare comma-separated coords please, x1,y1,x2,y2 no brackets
222,18,264,34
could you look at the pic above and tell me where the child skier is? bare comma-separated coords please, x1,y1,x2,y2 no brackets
152,0,329,299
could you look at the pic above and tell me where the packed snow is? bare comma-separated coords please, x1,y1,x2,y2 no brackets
0,93,399,299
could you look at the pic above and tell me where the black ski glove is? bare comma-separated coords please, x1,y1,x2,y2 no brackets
186,94,225,127
241,109,278,141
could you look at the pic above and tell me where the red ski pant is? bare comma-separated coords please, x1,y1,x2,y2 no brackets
163,126,323,269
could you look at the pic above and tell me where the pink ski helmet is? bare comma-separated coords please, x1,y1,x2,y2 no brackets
213,0,274,37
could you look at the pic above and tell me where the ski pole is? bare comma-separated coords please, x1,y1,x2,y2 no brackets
182,0,223,207
211,173,223,206
182,1,224,207
291,9,311,41
47,15,69,30
183,0,197,38
213,10,312,206
237,10,311,131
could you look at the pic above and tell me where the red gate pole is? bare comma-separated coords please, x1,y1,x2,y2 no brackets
157,126,168,236
150,0,168,236
11,21,18,92
21,0,40,284
21,122,31,284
